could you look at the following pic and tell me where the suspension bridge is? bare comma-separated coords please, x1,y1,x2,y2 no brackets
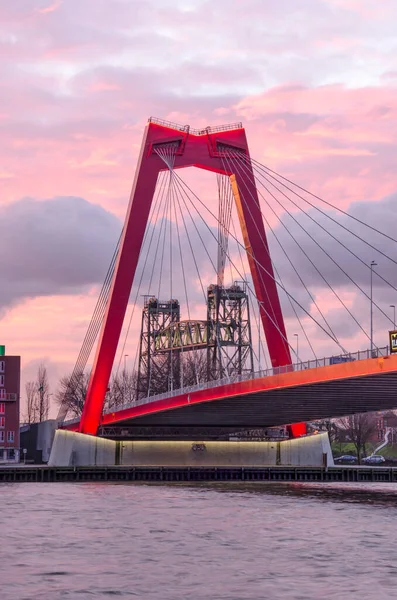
57,117,397,443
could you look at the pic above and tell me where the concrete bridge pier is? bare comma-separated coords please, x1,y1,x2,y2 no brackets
48,430,334,468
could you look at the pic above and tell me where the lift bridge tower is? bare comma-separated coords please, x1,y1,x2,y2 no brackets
136,282,254,400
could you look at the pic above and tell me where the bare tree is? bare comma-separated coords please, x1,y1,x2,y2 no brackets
55,371,89,418
180,351,208,387
338,413,377,463
36,364,50,422
56,369,139,419
24,381,38,424
311,419,338,443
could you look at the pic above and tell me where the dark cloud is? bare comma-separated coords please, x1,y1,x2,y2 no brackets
0,196,121,309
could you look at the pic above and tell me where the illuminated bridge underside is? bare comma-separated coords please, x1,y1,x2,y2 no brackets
66,356,397,434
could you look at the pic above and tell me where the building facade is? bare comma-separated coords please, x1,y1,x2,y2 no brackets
0,353,20,462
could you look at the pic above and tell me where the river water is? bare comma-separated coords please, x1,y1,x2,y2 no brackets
2,482,397,599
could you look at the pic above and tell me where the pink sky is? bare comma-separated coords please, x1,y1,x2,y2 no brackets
1,0,397,416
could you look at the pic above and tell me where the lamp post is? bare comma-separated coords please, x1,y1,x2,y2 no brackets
370,261,377,356
294,333,299,367
390,305,396,330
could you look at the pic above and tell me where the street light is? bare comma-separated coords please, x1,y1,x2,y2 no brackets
294,333,299,366
390,305,396,330
370,261,377,356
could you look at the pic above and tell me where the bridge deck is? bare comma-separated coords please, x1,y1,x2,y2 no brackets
64,353,397,432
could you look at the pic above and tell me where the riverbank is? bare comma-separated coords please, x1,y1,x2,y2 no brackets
1,464,397,483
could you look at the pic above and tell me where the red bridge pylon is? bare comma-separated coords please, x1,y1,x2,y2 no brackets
80,118,293,435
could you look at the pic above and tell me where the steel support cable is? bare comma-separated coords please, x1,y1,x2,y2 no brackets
70,231,122,372
224,151,330,358
217,174,234,287
230,151,343,343
219,153,281,342
170,175,200,385
248,163,376,347
250,157,397,301
219,153,300,361
247,284,269,370
172,171,344,356
229,211,269,367
172,180,208,303
252,160,397,246
154,147,178,303
173,174,310,360
223,152,332,360
58,242,119,421
251,158,397,273
231,151,382,344
173,172,298,362
251,162,397,310
172,174,234,374
222,152,322,359
93,167,166,389
146,145,178,394
57,233,122,421
225,214,264,369
114,169,170,383
149,179,171,395
124,169,170,391
244,155,394,333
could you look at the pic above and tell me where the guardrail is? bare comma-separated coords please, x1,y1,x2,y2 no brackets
61,345,390,428
148,117,243,136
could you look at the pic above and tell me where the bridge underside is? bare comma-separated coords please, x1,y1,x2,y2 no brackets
65,356,397,440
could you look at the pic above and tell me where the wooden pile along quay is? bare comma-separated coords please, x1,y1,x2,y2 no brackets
1,465,397,483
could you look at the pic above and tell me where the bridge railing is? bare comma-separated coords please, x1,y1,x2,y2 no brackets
61,345,390,427
116,345,390,413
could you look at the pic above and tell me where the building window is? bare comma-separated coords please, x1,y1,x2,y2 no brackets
0,374,4,387
0,361,4,373
0,416,4,428
0,403,4,414
7,431,14,443
0,431,4,443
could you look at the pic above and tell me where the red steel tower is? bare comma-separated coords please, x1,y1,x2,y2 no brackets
79,118,292,435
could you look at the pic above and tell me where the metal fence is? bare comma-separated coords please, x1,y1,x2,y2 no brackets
147,117,243,136
117,345,390,413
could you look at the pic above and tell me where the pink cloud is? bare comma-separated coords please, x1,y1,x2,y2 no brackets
1,0,397,406
38,0,62,15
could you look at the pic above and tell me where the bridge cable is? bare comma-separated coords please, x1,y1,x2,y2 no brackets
230,212,270,370
226,151,351,353
242,153,394,332
113,169,169,398
222,151,324,359
172,172,338,360
252,161,397,247
227,151,385,344
250,157,397,295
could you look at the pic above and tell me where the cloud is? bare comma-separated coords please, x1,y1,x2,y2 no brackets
1,0,397,388
38,0,62,14
0,196,121,310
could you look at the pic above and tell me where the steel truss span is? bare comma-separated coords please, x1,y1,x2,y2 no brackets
79,117,292,435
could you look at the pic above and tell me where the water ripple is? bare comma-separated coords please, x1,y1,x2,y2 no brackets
2,482,397,599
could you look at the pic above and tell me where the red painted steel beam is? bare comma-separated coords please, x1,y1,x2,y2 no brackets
67,354,397,433
79,120,292,435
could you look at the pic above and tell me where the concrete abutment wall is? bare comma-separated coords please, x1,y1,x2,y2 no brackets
49,430,334,468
